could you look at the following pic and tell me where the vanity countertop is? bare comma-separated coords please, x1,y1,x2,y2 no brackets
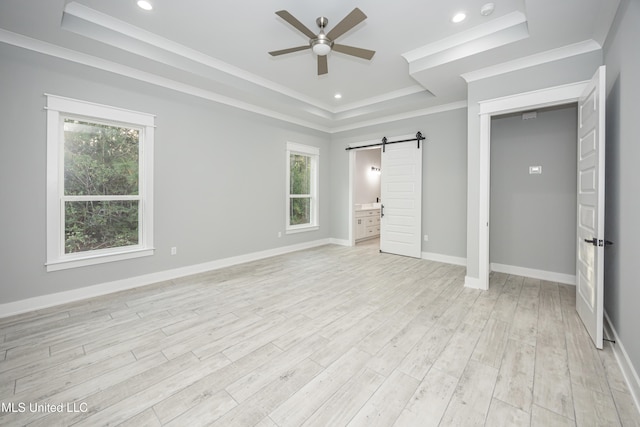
354,203,381,211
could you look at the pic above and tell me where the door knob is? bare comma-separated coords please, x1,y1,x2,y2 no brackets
584,238,614,247
584,238,597,246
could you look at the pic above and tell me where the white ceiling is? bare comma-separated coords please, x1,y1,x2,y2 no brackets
0,0,620,132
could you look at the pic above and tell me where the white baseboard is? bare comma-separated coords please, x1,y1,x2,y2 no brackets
464,276,484,290
604,311,640,416
0,238,334,319
490,263,576,285
422,252,467,266
329,238,351,247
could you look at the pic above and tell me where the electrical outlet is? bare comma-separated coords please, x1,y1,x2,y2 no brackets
278,232,282,238
424,235,429,241
171,247,177,255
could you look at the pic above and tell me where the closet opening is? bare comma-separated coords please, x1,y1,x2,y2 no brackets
489,104,578,285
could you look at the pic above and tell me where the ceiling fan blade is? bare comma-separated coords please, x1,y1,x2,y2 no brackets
332,44,375,60
318,55,328,75
275,10,317,39
269,45,310,56
326,8,367,41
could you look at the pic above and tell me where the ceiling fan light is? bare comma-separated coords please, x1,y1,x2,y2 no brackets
312,41,332,56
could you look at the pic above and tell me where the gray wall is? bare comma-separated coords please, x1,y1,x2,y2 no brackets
354,148,381,205
490,106,577,275
0,43,331,304
330,108,468,258
0,42,468,304
603,0,640,380
466,50,603,280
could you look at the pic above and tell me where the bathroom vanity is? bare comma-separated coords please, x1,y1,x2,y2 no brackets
354,203,381,241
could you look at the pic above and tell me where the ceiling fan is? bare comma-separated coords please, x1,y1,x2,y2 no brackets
269,8,376,76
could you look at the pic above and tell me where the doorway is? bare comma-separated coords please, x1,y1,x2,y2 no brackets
353,147,382,246
489,105,578,285
347,134,423,258
476,67,607,349
349,147,382,248
475,80,590,290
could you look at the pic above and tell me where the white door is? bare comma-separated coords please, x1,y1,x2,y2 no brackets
380,140,422,258
576,65,606,349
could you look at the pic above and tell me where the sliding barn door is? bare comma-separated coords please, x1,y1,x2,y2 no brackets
380,141,422,258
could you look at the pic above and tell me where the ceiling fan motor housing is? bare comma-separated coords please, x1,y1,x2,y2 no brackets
316,16,329,28
311,17,332,56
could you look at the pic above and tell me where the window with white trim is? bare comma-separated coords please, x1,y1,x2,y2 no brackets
286,142,319,233
45,95,155,271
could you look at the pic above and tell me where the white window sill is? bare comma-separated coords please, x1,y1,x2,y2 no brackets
285,225,319,235
46,248,154,272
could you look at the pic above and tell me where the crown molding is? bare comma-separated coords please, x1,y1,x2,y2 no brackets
333,85,428,113
330,100,467,133
3,29,459,133
62,2,335,113
461,39,602,83
2,2,471,132
0,29,331,132
402,11,529,72
61,2,428,119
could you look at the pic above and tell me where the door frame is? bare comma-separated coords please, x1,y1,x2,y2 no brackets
474,80,589,290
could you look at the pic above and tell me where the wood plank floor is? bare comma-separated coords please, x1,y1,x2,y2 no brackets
1,239,638,426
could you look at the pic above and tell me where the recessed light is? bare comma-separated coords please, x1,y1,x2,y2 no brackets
452,12,467,23
334,93,342,99
137,0,153,11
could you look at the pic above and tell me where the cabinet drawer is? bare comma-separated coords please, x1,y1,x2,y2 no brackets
365,225,380,236
355,209,380,218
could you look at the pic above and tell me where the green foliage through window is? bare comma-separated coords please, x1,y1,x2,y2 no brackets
289,153,312,226
65,201,139,253
290,154,310,195
64,120,139,196
290,198,310,226
63,119,140,253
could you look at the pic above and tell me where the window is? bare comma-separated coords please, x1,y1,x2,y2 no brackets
46,95,155,271
286,142,319,233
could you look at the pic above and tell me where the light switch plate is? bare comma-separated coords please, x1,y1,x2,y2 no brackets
529,166,542,174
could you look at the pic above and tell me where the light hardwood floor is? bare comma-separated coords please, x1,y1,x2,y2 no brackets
1,240,638,426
